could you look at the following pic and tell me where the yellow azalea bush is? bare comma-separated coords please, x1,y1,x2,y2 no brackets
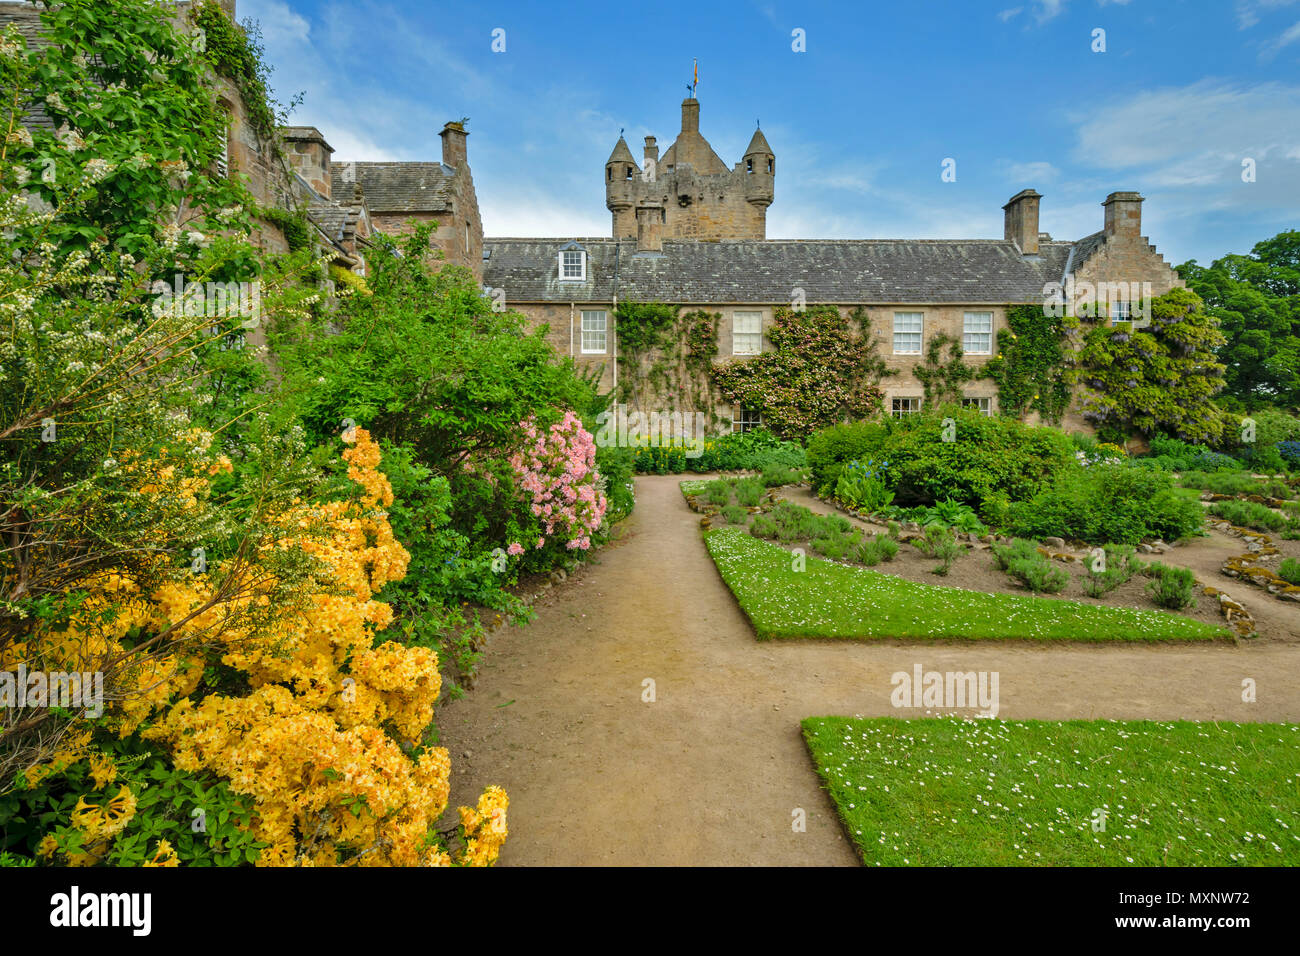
10,430,506,866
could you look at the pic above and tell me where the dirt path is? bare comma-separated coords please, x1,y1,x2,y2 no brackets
438,476,1300,866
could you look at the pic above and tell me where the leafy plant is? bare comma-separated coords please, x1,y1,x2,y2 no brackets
721,504,750,525
1209,499,1286,532
912,525,965,575
704,479,732,507
1146,565,1198,610
1278,558,1300,585
733,477,765,508
855,534,899,566
834,458,894,512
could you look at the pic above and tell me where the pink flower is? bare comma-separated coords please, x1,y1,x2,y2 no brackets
507,542,524,556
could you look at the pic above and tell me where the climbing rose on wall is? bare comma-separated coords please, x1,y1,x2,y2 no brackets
509,412,607,553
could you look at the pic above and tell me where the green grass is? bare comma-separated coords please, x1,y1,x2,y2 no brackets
803,716,1300,866
705,527,1228,642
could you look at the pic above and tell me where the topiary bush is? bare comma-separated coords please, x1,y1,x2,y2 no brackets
806,420,889,492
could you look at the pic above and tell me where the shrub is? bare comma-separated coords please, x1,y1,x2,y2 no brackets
1277,441,1300,469
812,531,857,560
1007,555,1070,594
1178,471,1291,498
1146,565,1198,609
704,479,732,507
760,462,802,487
1081,544,1143,597
990,538,1041,571
1007,464,1204,544
869,410,1075,508
886,520,901,539
806,421,889,492
856,534,899,566
733,477,765,507
749,514,779,539
912,525,965,575
1209,499,1286,532
1279,558,1300,586
721,505,750,525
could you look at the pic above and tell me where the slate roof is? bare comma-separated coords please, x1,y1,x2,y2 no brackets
1066,230,1106,277
482,237,1082,304
333,162,455,213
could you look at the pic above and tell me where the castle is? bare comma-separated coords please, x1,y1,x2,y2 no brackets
0,0,1186,435
605,98,774,242
486,95,1185,433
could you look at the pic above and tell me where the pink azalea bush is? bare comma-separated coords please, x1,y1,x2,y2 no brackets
508,412,607,554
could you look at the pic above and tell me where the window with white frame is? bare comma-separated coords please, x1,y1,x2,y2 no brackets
1109,300,1131,323
961,397,992,416
732,312,763,355
963,311,993,354
559,249,586,281
580,310,606,353
732,407,763,433
893,312,923,354
891,397,922,418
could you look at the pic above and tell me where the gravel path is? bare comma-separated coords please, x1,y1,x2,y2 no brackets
438,476,1300,866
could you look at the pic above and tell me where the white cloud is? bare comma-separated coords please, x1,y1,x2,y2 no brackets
1004,160,1060,184
998,7,1024,22
1235,0,1300,29
1262,18,1300,56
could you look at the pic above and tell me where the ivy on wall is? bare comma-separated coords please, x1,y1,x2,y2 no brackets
913,332,975,406
192,1,299,147
982,304,1073,424
612,301,678,406
711,305,890,440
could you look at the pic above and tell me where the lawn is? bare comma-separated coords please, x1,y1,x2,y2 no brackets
705,527,1229,642
803,716,1300,866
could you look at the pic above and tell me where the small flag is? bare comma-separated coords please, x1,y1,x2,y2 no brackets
693,59,698,91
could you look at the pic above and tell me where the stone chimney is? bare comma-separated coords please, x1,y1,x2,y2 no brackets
1002,188,1041,255
440,120,468,169
635,202,664,253
681,97,700,134
282,126,333,198
1103,191,1144,240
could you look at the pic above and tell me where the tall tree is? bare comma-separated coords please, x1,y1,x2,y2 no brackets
1177,231,1300,410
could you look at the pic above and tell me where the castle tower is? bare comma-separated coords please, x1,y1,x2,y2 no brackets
605,96,774,240
604,136,638,233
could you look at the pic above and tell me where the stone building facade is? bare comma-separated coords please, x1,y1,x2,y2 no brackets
486,96,1186,435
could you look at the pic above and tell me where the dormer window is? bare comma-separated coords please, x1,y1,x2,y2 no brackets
559,247,586,281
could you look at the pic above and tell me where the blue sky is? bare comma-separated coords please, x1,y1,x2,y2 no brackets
241,0,1300,266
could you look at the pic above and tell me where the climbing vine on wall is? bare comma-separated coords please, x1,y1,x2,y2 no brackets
613,301,679,406
192,0,300,147
913,332,976,406
982,305,1073,424
711,305,890,440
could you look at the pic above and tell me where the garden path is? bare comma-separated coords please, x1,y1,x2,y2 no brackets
438,476,1300,866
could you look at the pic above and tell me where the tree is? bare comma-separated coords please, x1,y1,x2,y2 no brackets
1177,231,1300,410
1075,287,1228,444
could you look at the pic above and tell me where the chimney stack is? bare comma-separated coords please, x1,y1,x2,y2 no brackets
1103,191,1143,240
635,202,664,253
281,127,333,198
681,97,699,134
440,120,468,169
1002,189,1041,255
